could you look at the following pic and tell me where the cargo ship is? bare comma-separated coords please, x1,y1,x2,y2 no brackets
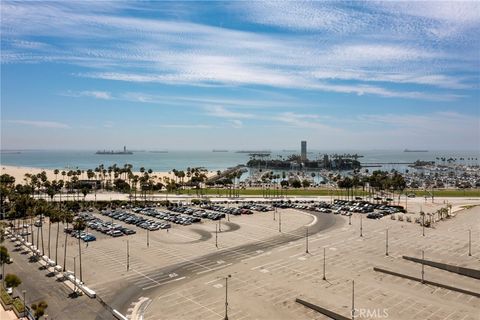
404,149,428,152
96,146,133,155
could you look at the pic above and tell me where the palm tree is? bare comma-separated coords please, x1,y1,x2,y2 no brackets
62,212,73,271
51,210,62,265
73,218,86,282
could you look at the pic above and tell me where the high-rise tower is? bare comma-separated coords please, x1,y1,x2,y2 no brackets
301,141,307,161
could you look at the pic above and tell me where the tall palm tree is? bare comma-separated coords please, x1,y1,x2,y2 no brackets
62,212,73,271
73,218,86,282
51,210,62,265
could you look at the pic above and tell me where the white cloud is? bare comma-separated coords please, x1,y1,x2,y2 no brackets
83,91,112,100
230,120,243,129
157,124,212,129
61,90,112,100
1,1,478,101
7,120,70,129
205,106,254,119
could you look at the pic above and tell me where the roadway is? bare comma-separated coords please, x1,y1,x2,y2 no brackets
95,210,342,319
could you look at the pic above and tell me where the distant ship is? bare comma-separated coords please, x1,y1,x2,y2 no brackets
404,149,428,152
212,149,228,152
96,146,133,155
236,150,271,153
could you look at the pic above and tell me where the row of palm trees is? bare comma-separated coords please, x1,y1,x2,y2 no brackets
334,170,407,203
1,174,86,282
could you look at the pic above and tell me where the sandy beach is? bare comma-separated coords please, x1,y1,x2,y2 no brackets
0,165,215,185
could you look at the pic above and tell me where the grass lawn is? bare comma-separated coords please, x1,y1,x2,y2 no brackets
174,188,479,197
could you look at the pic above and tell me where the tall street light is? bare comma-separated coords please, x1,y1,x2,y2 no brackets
322,247,326,280
22,290,27,318
127,240,130,271
305,228,309,254
224,274,232,320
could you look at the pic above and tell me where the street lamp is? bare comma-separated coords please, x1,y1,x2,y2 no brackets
278,210,282,232
351,280,355,320
224,274,231,320
126,240,130,271
22,290,26,318
385,228,389,256
147,229,150,248
468,229,472,256
360,215,363,237
305,228,309,254
322,247,326,280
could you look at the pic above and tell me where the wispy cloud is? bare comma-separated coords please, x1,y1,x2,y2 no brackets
1,1,477,100
205,106,254,119
7,120,70,129
157,124,213,129
62,90,112,100
230,120,243,129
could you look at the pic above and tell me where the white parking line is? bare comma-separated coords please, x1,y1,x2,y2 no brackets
142,276,186,291
196,263,232,275
251,258,284,270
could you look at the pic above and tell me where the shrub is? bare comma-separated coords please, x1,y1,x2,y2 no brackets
390,215,396,220
0,287,13,305
12,298,24,313
406,216,412,222
398,215,404,221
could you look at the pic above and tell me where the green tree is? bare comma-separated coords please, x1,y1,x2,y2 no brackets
31,300,48,319
5,273,21,288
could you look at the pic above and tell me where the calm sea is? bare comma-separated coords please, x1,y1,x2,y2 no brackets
1,150,478,173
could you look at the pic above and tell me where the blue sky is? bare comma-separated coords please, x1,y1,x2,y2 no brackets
1,1,479,150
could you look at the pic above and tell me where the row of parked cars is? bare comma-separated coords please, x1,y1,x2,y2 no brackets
303,200,403,219
65,229,97,242
167,206,226,220
101,210,170,231
76,212,137,237
141,208,201,225
199,204,253,216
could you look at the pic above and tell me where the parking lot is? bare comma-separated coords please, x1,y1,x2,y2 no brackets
4,197,479,320
140,204,479,320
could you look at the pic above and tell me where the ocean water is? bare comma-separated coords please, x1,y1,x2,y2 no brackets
1,150,478,173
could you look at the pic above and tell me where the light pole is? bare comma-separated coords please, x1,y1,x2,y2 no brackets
421,250,425,284
22,290,26,318
215,225,218,248
360,215,363,237
147,229,150,248
351,280,355,320
386,228,389,256
278,210,282,233
349,214,351,225
127,240,130,271
468,229,472,256
224,274,231,320
422,212,425,237
322,247,326,280
219,218,222,232
274,207,276,221
305,228,309,254
73,256,77,294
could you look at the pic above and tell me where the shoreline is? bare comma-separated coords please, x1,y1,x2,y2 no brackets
0,165,215,184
